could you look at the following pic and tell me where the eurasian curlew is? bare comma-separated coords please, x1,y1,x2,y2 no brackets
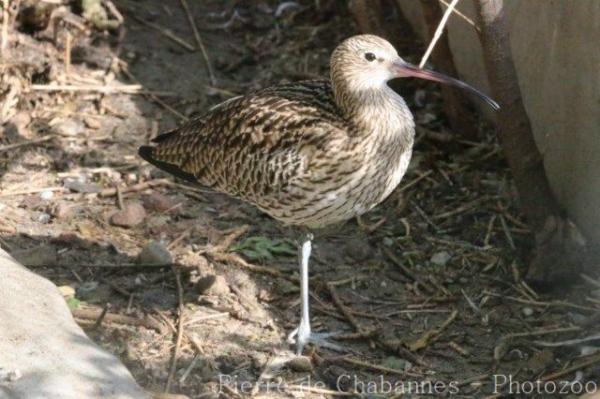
139,34,498,354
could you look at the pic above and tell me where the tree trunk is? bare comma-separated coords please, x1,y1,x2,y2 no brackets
419,0,478,139
473,0,587,284
348,0,386,37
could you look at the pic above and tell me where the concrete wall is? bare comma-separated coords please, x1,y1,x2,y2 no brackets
397,0,600,245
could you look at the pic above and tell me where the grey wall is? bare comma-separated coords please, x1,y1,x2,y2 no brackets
397,0,600,245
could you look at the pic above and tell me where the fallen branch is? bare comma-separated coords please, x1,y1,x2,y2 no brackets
98,178,171,197
30,83,174,96
0,135,53,152
407,309,458,351
327,283,367,334
209,251,297,283
72,307,167,334
329,356,423,378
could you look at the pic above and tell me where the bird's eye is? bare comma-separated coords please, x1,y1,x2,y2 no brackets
364,52,376,62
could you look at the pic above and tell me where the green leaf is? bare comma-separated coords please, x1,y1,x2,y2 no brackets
66,297,81,310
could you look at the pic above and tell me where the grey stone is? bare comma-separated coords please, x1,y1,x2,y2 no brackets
0,248,149,398
110,202,146,228
286,356,312,372
136,241,172,266
522,307,534,317
53,119,82,137
196,275,230,296
430,251,451,266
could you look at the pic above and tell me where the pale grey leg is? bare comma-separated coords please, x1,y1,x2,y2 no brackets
287,233,341,354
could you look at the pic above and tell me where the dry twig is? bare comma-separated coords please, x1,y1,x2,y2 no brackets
165,269,185,393
0,135,54,152
407,309,458,351
327,283,366,333
72,308,167,334
437,0,479,31
179,0,216,86
541,352,600,382
330,356,423,378
98,178,171,197
131,15,195,51
30,83,173,96
419,0,459,68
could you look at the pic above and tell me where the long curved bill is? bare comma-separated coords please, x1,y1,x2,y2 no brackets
393,60,499,110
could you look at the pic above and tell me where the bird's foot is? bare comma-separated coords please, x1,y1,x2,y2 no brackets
287,326,343,355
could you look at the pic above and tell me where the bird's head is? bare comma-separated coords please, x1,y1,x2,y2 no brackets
331,34,498,110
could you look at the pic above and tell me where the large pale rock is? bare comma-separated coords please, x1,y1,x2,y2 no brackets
397,0,600,246
0,248,149,399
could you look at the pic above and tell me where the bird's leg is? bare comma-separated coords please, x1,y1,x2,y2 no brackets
287,233,342,354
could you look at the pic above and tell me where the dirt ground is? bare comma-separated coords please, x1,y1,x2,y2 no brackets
1,1,599,398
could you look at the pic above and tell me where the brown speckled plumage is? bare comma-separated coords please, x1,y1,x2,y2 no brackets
138,34,500,354
139,35,416,228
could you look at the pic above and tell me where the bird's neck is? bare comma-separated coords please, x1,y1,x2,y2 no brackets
332,81,415,138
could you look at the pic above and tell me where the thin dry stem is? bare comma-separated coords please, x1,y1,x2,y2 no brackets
179,0,216,86
165,269,185,393
420,0,459,68
438,0,479,31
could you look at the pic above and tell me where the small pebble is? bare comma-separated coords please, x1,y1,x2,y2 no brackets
110,202,146,227
83,116,101,129
53,119,82,136
414,89,426,107
568,312,588,325
287,356,313,372
125,173,138,184
430,251,451,266
40,190,54,200
382,237,394,247
137,241,172,266
52,202,73,220
77,281,99,297
419,112,437,124
142,192,179,213
196,275,230,296
37,212,51,224
383,356,412,371
522,307,534,317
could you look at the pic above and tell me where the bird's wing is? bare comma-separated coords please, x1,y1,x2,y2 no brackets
138,80,350,200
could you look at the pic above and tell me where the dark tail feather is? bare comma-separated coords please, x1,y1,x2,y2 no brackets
150,130,177,144
138,145,198,183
